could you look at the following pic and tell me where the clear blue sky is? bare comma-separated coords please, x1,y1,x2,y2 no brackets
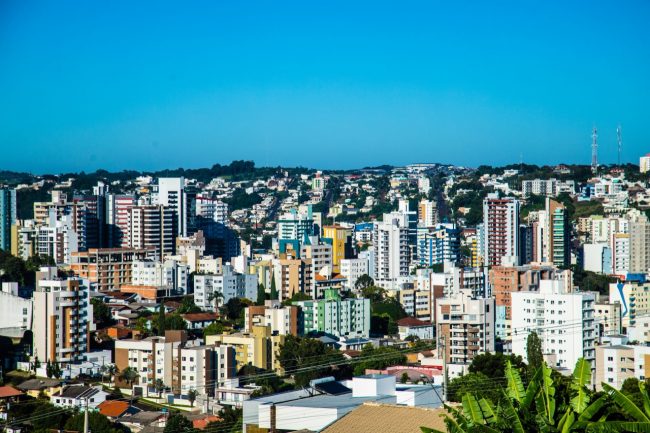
1,1,649,173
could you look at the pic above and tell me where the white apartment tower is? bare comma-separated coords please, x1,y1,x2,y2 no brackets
511,279,596,369
373,214,409,287
157,177,187,237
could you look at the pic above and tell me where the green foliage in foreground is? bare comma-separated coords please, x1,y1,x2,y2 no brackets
422,358,650,433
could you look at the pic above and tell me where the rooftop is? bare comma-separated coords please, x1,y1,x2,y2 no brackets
321,402,447,433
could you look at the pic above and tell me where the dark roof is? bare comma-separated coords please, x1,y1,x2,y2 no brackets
17,378,62,391
56,385,100,399
121,411,165,425
397,317,432,327
315,381,351,396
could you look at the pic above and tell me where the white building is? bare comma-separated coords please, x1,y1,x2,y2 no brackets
194,265,258,309
51,385,108,410
157,177,187,236
511,279,596,369
521,178,575,197
583,243,612,274
131,259,189,294
0,283,32,330
340,258,369,290
373,215,409,288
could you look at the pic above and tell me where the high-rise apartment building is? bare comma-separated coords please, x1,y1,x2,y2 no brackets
373,214,409,287
322,225,350,273
511,279,596,369
417,199,438,227
32,267,92,365
157,177,187,237
106,194,135,247
629,212,650,274
416,223,461,267
0,188,16,251
482,194,520,266
340,257,369,290
436,289,495,366
128,205,177,260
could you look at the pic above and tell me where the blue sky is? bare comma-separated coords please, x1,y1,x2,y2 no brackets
1,1,649,173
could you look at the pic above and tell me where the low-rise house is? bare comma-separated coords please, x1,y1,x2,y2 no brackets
50,385,108,410
16,378,63,398
97,400,139,420
181,312,220,330
397,317,434,341
0,386,23,404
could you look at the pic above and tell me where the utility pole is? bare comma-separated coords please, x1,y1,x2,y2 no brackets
83,397,89,433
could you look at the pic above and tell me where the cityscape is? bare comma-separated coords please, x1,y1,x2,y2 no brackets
2,1,650,433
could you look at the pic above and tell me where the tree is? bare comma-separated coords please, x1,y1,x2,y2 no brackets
106,364,119,383
157,305,166,336
400,372,410,384
270,275,279,300
65,411,128,433
206,406,243,433
281,291,311,306
119,366,139,386
256,283,267,305
164,413,195,433
422,358,649,433
203,321,225,336
355,274,374,291
154,378,166,398
164,313,188,331
187,388,198,407
353,344,406,376
178,296,201,314
468,352,526,381
91,298,115,326
526,331,543,375
278,335,344,388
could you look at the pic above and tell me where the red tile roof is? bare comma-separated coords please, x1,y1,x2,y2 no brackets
98,400,130,418
0,386,23,399
182,312,219,322
193,415,222,429
397,317,432,327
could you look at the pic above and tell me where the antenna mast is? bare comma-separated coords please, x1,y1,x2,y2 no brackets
591,126,598,173
617,124,622,166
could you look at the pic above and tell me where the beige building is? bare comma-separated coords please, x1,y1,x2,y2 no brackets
114,330,236,397
436,289,495,367
71,248,153,292
629,213,650,273
206,325,285,372
273,257,312,300
245,301,300,336
594,301,622,337
32,267,92,365
595,344,650,391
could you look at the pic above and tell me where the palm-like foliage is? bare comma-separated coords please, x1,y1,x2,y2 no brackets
422,358,650,433
119,366,140,386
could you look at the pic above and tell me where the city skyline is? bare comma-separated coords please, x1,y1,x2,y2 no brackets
1,1,649,172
